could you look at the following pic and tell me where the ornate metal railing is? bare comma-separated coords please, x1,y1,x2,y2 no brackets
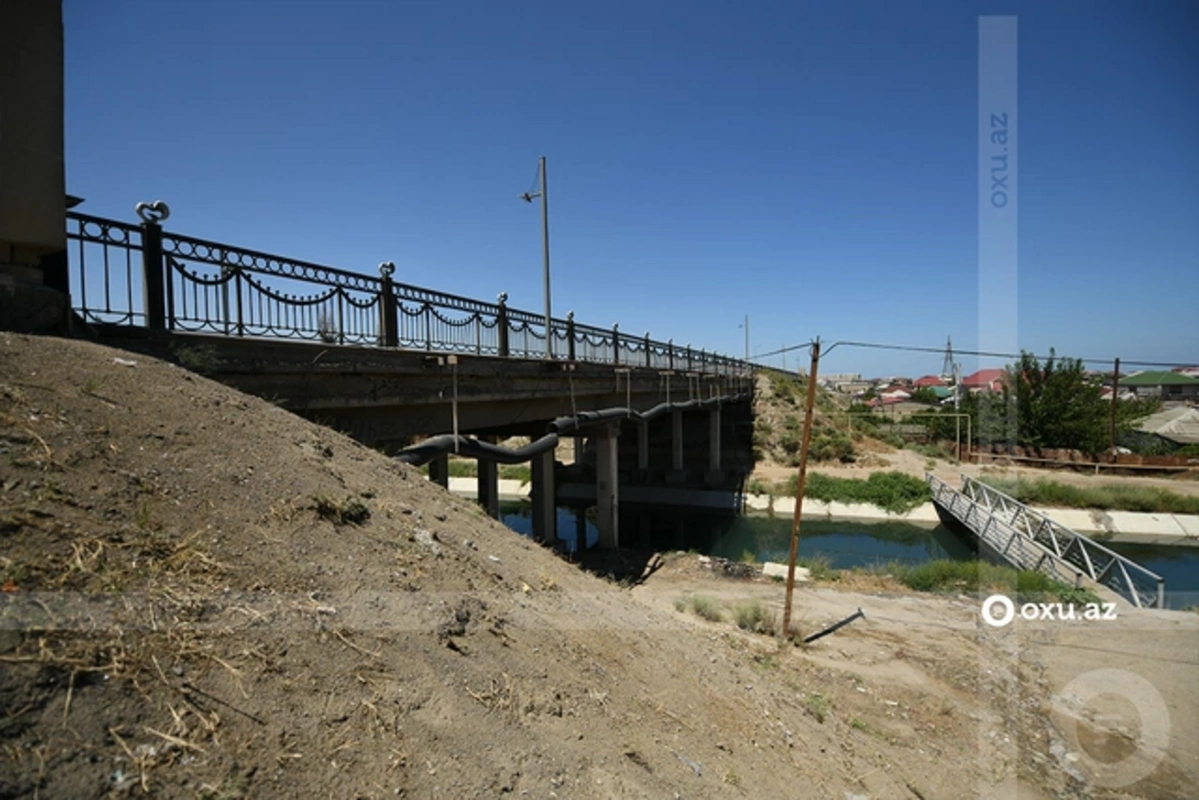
928,474,1165,608
67,205,750,375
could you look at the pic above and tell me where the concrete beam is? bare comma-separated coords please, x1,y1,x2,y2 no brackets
595,423,620,549
531,449,556,544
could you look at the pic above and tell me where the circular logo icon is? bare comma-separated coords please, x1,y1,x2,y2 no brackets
1051,668,1171,789
981,593,1015,628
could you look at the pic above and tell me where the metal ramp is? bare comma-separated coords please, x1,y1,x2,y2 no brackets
927,474,1165,608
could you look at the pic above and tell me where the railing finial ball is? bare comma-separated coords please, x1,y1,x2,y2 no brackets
379,261,395,277
135,200,170,223
566,310,574,320
497,292,508,305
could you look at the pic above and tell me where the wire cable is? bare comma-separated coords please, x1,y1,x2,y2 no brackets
751,339,1193,369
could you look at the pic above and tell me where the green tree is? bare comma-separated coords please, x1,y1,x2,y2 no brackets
909,387,940,405
1008,350,1106,453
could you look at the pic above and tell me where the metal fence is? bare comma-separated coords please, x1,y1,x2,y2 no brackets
67,207,749,375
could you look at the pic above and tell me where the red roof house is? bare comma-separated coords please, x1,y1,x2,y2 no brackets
960,368,1006,392
913,375,947,388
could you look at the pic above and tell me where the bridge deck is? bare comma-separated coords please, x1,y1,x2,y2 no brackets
927,474,1165,608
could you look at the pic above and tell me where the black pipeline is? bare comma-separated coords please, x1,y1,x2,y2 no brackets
802,608,865,644
393,393,750,467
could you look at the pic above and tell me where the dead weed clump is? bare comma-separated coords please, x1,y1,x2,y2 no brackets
311,495,371,526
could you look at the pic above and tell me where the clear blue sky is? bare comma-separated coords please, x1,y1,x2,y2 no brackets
63,0,1197,379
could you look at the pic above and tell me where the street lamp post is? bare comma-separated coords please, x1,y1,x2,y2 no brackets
520,156,552,359
740,314,749,363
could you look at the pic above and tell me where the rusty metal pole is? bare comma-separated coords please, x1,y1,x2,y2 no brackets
782,338,820,639
1109,357,1120,463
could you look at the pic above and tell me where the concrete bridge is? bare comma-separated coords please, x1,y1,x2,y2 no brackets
65,208,756,550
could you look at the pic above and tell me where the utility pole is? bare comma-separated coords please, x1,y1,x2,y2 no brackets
782,338,820,640
520,156,552,359
739,315,750,363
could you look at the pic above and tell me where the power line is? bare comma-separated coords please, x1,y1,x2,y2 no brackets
751,339,1194,369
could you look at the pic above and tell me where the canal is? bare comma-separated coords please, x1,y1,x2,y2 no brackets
497,501,1199,609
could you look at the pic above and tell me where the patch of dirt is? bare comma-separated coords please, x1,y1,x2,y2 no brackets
1,333,1194,799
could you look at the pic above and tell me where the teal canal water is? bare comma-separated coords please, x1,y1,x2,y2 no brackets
497,502,1199,609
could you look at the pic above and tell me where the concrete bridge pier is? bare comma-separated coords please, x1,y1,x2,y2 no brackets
595,423,620,548
476,437,499,519
706,405,723,484
429,452,450,489
668,409,685,483
574,507,587,552
637,420,649,472
531,449,556,544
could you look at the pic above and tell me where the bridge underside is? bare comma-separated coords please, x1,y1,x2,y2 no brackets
93,328,756,550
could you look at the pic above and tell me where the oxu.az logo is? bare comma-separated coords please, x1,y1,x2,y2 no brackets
981,593,1118,628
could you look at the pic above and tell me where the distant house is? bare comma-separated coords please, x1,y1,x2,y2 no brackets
1134,406,1199,448
913,375,946,388
1120,371,1199,401
960,368,1006,393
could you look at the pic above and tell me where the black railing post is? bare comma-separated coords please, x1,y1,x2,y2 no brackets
566,311,576,361
612,323,620,366
379,262,398,347
668,339,674,370
644,332,651,368
497,292,510,357
140,221,166,330
234,269,244,336
687,345,693,371
423,302,433,350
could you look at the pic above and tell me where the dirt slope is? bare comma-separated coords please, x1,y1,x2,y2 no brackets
1,333,1194,799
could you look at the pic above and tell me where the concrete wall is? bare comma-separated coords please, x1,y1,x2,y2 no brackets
0,0,65,259
0,0,68,333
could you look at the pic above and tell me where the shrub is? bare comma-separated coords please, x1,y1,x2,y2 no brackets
687,595,723,622
734,601,777,634
795,471,930,514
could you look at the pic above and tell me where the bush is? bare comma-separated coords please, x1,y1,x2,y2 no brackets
734,602,777,634
795,471,930,513
888,559,1101,603
980,477,1199,515
685,595,723,622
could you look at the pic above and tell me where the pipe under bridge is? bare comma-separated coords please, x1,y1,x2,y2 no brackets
928,474,1165,608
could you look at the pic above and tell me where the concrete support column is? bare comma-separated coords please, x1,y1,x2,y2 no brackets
637,420,649,471
595,424,620,549
428,453,449,489
671,410,684,471
477,439,499,519
574,507,587,553
531,449,556,544
708,407,722,471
